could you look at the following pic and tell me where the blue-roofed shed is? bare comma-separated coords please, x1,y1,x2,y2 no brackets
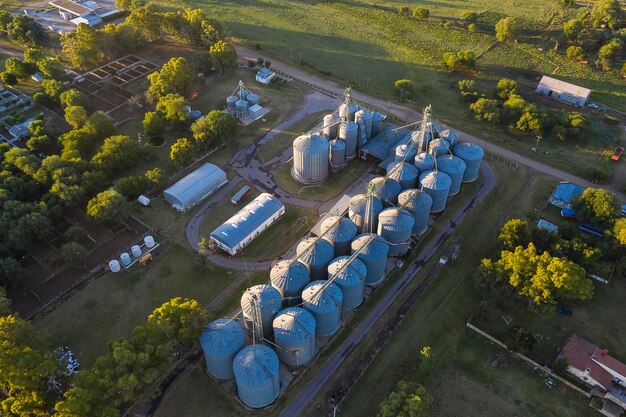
163,163,227,212
548,181,584,209
210,193,285,255
537,219,559,233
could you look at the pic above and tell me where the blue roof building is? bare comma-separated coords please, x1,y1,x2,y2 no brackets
255,67,276,85
210,193,285,255
163,163,227,212
548,181,584,209
537,219,559,233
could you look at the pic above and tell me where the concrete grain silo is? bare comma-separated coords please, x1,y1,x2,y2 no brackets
453,142,484,182
436,155,466,196
348,193,383,234
419,170,452,213
292,134,329,184
386,161,419,190
351,234,389,287
233,344,280,408
200,319,245,380
296,237,334,281
272,307,316,366
327,256,367,310
302,281,343,337
369,176,401,208
414,152,435,173
270,260,310,306
339,121,358,160
377,208,414,256
320,216,358,257
398,189,433,235
241,284,283,340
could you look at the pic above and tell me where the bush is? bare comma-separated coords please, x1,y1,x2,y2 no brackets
398,6,410,16
566,45,585,61
412,7,430,19
495,17,519,42
442,50,477,71
0,71,17,85
470,98,501,122
393,79,415,99
460,11,478,24
496,78,517,99
468,23,477,32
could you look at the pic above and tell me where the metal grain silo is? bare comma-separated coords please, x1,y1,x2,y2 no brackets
272,307,316,366
339,121,358,160
386,161,419,190
323,113,338,139
369,176,401,208
301,280,343,337
428,138,450,157
355,110,374,139
200,319,245,380
246,93,259,106
436,155,466,196
351,234,389,287
419,170,452,213
327,256,366,310
371,113,383,136
395,143,417,163
270,260,310,306
348,193,383,234
235,99,248,114
339,103,357,121
296,237,334,281
377,208,414,256
329,139,346,171
226,96,237,110
439,129,459,147
233,344,280,409
320,216,358,257
398,189,433,235
241,285,283,340
453,142,484,182
292,134,329,184
414,152,435,173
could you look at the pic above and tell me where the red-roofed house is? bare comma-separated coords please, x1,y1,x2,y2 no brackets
559,335,626,417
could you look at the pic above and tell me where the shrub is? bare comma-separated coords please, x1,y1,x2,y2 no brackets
566,45,585,61
495,17,519,42
443,50,477,71
413,7,430,19
394,79,415,99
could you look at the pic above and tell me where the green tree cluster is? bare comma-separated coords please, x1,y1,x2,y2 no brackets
394,79,415,99
412,8,430,19
573,188,620,225
1,14,48,45
442,50,477,71
86,188,129,224
147,58,195,102
209,40,237,74
590,0,623,29
378,381,432,417
190,110,237,150
495,17,519,42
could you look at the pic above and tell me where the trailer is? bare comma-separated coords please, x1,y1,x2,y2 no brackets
612,146,624,161
231,185,251,205
560,208,576,218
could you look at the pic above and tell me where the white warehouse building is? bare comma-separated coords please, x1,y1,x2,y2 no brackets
163,163,227,212
210,193,285,255
535,76,591,107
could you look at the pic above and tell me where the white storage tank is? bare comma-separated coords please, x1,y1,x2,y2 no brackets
453,142,484,182
414,152,435,173
339,103,357,122
329,139,346,171
137,195,150,206
320,216,358,257
348,193,383,234
323,113,338,139
292,134,330,184
355,109,373,139
327,256,367,310
296,237,334,281
270,260,310,306
395,143,417,163
398,189,433,235
109,259,121,272
351,234,389,287
377,208,414,256
200,319,245,380
428,138,450,157
233,344,280,409
302,280,343,337
339,121,358,160
436,155,467,196
144,235,155,248
419,170,452,213
386,161,419,190
120,252,131,266
131,245,142,258
369,176,401,208
241,284,283,339
272,307,316,366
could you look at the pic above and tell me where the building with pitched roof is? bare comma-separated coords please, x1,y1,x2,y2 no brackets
536,76,591,107
548,181,585,209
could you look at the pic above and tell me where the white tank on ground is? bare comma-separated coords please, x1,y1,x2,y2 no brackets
109,259,121,272
144,235,155,248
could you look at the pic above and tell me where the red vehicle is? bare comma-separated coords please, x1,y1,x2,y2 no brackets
612,146,624,161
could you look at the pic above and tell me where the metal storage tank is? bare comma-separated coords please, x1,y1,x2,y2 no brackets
272,307,316,366
386,161,419,190
414,152,435,173
377,208,414,256
338,121,358,160
292,134,329,184
108,259,121,273
453,142,484,182
369,177,401,208
235,99,248,114
226,95,237,110
419,170,452,213
348,193,383,234
270,260,310,306
355,110,374,139
144,235,155,248
120,252,131,266
241,285,282,339
428,138,450,157
320,216,358,257
200,318,245,380
233,344,280,409
246,93,259,106
301,280,343,337
240,88,250,100
329,139,346,171
371,113,383,136
296,237,334,281
339,103,357,122
327,256,366,310
439,129,459,147
398,189,433,235
436,155,466,196
131,245,142,258
323,113,338,139
351,234,389,287
395,143,417,163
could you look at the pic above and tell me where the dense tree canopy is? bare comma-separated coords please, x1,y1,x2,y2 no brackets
209,41,237,74
378,381,431,417
496,78,517,100
591,0,623,29
6,15,48,45
86,188,130,224
563,19,584,40
495,17,519,42
499,218,532,250
170,138,194,168
470,98,500,122
442,50,477,71
613,218,626,245
394,79,415,99
147,57,195,102
91,135,141,175
155,94,188,126
190,111,237,149
61,24,104,70
573,188,620,225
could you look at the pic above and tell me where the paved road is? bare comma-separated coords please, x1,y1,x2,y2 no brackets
279,163,496,417
235,44,626,201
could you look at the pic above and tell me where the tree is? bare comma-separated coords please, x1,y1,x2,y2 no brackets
115,175,149,199
191,51,212,74
591,0,623,29
191,110,237,149
566,45,585,61
0,71,17,86
61,241,87,266
496,78,517,99
64,225,86,242
495,17,519,42
412,7,430,19
147,57,195,102
60,89,88,109
26,133,52,152
470,98,500,122
87,188,130,224
38,58,64,79
126,5,161,42
614,218,626,245
143,111,164,136
0,286,9,316
553,357,568,375
499,219,532,250
378,381,431,417
147,297,208,352
458,79,478,102
501,94,526,124
507,326,535,353
42,79,63,99
209,40,237,74
398,6,410,16
563,19,584,41
621,62,626,78
0,10,11,33
442,50,476,71
23,48,45,64
6,15,48,45
92,135,141,175
598,38,623,65
85,111,115,140
567,112,589,138
4,58,29,79
145,167,166,187
460,11,478,24
574,188,620,224
61,23,104,70
394,79,415,99
156,94,188,126
515,105,543,134
170,138,194,168
0,257,24,287
64,105,88,129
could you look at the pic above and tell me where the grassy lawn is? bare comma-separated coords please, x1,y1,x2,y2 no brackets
274,159,373,202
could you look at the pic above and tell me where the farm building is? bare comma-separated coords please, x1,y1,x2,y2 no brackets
548,181,584,209
210,193,285,255
255,67,276,85
163,163,227,212
537,219,558,233
535,76,591,107
49,0,103,26
8,118,36,141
